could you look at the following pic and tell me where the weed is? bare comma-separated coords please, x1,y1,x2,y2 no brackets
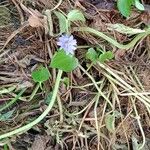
117,0,144,17
0,0,150,149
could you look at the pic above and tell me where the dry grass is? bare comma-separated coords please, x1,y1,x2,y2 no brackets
0,0,150,149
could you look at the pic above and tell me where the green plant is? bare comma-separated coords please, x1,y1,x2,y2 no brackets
86,48,98,63
31,66,51,84
98,51,114,63
48,8,150,72
0,69,63,140
0,9,85,140
75,26,150,49
1,7,150,144
117,0,144,17
3,144,8,150
86,47,114,63
29,66,51,101
54,9,85,34
50,49,78,72
49,9,85,72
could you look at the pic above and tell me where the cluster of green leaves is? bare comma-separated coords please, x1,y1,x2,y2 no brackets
50,10,116,72
86,47,114,63
31,10,114,83
50,10,85,72
31,48,114,85
31,10,86,83
54,9,85,34
117,0,144,17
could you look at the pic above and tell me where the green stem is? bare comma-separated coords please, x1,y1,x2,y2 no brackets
75,27,150,49
57,95,63,123
0,70,63,140
29,83,40,101
0,88,26,112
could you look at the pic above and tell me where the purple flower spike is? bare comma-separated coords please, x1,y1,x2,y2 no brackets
57,34,77,55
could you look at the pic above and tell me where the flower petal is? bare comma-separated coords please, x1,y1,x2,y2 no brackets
57,34,77,55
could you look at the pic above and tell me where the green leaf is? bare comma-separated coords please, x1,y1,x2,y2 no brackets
86,48,98,62
117,0,133,17
31,67,51,83
134,0,144,10
98,51,114,63
107,23,145,34
50,50,79,72
4,144,9,150
105,114,115,133
54,11,68,34
67,9,85,22
45,92,53,105
0,109,15,121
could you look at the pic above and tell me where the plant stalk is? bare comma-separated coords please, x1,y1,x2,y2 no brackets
0,70,63,140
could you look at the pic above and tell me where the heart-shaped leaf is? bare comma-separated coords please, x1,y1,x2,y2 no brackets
32,67,51,83
117,0,133,17
50,50,79,72
99,51,114,63
67,9,85,22
86,48,98,62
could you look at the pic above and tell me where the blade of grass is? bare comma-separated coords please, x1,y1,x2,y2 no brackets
28,83,40,101
0,88,26,112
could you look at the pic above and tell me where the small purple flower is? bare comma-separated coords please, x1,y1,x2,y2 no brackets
57,34,77,55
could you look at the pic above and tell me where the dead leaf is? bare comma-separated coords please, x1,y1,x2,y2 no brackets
28,15,43,27
20,3,46,28
31,135,50,150
27,9,46,28
117,117,133,143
